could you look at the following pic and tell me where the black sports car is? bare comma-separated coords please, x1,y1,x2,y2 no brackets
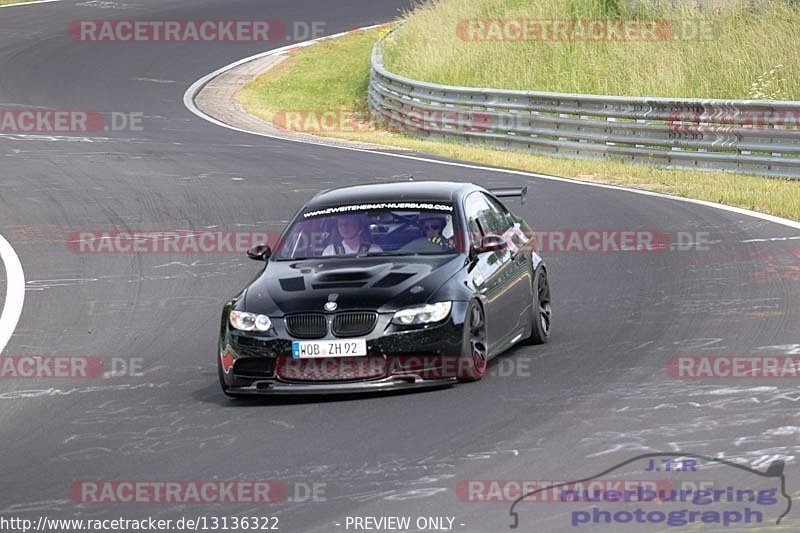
218,181,551,395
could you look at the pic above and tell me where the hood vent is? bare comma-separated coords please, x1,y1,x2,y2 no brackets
279,277,306,292
373,272,415,288
318,270,373,282
312,282,367,289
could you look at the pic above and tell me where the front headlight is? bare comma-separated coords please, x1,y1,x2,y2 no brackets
392,302,452,326
230,310,272,332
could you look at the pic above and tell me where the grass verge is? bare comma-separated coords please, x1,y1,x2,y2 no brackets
0,0,45,6
238,26,800,222
384,0,800,99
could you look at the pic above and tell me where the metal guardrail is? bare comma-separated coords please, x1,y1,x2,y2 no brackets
368,37,800,178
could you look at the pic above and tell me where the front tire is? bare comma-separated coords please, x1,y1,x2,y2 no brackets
458,300,489,382
525,266,551,345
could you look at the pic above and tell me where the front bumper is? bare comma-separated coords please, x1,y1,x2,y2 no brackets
224,375,457,396
219,302,468,394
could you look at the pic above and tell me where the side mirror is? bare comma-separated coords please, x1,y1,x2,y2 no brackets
247,243,271,261
477,233,507,254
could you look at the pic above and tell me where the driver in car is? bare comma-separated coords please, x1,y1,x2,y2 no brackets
420,215,454,249
322,214,383,256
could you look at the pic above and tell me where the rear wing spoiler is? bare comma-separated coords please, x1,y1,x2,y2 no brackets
488,186,527,204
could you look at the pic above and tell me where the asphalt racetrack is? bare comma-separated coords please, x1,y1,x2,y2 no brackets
1,1,799,531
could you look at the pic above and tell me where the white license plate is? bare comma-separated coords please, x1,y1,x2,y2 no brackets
291,339,367,359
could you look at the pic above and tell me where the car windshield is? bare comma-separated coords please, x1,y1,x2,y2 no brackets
275,204,459,259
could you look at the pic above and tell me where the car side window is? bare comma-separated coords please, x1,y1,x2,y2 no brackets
484,194,530,253
466,192,512,236
464,193,489,247
480,194,514,233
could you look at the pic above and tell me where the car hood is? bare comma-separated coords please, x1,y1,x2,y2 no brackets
243,255,464,316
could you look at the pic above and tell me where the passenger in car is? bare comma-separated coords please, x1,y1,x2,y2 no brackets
420,215,454,249
322,214,383,256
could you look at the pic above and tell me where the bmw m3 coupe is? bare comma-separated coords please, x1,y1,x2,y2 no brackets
218,181,551,395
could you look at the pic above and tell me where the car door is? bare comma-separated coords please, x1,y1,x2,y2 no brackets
482,194,535,343
463,192,526,353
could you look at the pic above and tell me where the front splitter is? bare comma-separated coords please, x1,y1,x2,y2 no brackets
225,376,458,395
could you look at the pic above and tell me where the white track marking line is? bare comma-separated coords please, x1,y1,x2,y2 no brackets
741,236,800,243
0,0,61,8
0,234,25,355
1,0,65,350
183,25,800,232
